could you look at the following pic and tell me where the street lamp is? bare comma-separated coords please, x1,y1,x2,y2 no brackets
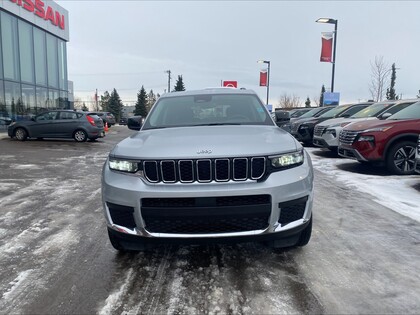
316,18,338,92
257,60,270,105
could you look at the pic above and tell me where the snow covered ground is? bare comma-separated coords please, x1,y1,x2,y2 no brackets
307,147,420,223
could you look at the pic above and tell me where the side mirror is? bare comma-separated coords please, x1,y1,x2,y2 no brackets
127,116,143,130
341,114,351,118
380,112,392,120
31,117,36,121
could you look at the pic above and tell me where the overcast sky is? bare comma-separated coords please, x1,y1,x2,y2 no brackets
56,0,420,107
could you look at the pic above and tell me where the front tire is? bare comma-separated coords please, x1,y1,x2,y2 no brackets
386,141,416,175
14,128,28,141
73,130,88,142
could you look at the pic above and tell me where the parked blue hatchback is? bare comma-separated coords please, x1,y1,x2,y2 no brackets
8,110,105,142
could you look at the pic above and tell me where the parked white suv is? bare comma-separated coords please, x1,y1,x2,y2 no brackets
102,88,314,251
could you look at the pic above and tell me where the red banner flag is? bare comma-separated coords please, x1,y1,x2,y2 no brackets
260,70,267,86
320,32,333,62
223,80,238,88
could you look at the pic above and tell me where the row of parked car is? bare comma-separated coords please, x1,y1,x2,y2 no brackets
272,100,420,175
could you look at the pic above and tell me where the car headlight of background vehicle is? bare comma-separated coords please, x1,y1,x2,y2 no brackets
357,135,375,143
109,158,139,173
270,150,304,168
362,126,393,133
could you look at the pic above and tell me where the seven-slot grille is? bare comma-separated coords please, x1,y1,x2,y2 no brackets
314,125,327,137
143,157,266,183
339,130,359,145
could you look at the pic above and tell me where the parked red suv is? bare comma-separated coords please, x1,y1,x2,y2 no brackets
338,101,420,175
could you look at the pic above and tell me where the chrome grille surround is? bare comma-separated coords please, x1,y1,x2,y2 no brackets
339,130,359,145
314,125,326,137
141,157,267,183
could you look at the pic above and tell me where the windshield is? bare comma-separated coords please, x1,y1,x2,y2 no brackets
298,108,325,118
142,94,273,129
387,102,420,120
351,103,395,118
318,105,352,118
290,109,310,118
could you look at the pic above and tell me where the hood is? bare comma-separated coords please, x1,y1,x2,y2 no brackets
318,117,378,127
344,118,420,131
111,125,300,159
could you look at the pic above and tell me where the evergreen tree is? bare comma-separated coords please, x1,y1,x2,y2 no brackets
305,97,311,108
173,75,186,91
319,85,326,106
146,89,157,113
100,91,110,111
134,86,148,117
386,63,397,100
108,88,124,121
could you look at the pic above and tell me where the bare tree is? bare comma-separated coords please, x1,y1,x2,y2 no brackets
369,56,390,102
312,96,320,107
278,94,302,108
73,97,84,110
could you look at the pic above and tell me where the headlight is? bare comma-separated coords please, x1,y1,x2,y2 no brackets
109,158,139,173
8,122,16,127
362,126,392,133
357,135,375,142
270,150,304,168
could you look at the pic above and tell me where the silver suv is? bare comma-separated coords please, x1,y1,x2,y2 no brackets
102,88,314,251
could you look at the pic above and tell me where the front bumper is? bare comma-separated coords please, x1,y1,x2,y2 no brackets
291,128,313,143
313,129,339,149
102,152,314,243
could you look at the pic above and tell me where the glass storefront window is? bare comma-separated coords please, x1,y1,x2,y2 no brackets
58,40,68,91
22,84,36,110
4,81,22,120
0,80,6,117
48,89,59,109
0,24,3,79
46,34,59,88
36,87,48,112
59,90,69,109
34,28,47,86
18,20,35,84
1,12,20,81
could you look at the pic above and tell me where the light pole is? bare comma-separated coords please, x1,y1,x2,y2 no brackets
257,60,270,105
316,18,338,92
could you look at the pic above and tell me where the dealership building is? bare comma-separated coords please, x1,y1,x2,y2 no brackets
0,0,69,120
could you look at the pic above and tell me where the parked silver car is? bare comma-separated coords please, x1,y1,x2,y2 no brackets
102,88,314,251
8,110,104,142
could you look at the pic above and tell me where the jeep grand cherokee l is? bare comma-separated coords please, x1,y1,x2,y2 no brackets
338,101,420,175
102,88,314,251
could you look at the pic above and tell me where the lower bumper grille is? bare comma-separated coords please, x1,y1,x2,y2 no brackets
278,196,308,225
108,203,136,229
141,195,271,234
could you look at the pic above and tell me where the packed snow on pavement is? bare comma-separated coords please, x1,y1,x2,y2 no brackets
307,147,420,223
